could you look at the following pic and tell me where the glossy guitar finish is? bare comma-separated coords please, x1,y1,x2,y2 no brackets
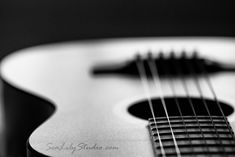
1,37,235,157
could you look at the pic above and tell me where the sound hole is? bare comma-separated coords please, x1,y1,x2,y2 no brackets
128,97,234,120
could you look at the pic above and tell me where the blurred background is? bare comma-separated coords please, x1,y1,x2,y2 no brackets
0,0,235,156
0,0,235,58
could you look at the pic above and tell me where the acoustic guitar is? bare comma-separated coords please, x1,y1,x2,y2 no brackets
1,37,235,157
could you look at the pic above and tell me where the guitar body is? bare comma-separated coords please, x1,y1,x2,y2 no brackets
1,37,235,157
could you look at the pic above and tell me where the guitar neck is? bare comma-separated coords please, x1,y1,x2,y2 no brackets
148,116,235,156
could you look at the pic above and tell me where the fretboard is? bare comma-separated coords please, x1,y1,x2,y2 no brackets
148,116,235,156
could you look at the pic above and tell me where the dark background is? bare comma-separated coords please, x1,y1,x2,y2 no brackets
0,0,235,59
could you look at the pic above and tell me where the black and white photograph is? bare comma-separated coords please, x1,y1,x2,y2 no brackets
0,0,235,156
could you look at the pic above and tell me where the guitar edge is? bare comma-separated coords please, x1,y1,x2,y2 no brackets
1,79,55,157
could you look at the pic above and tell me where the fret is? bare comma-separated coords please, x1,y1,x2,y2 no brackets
155,142,235,149
152,126,230,132
156,149,235,156
150,121,229,127
154,145,235,156
150,120,229,125
151,124,229,130
148,116,235,156
153,130,231,136
154,139,235,148
149,116,229,125
153,135,235,142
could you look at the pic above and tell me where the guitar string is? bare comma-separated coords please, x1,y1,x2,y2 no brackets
135,54,166,157
170,53,211,155
160,52,195,154
186,54,226,154
194,54,235,140
147,52,181,157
